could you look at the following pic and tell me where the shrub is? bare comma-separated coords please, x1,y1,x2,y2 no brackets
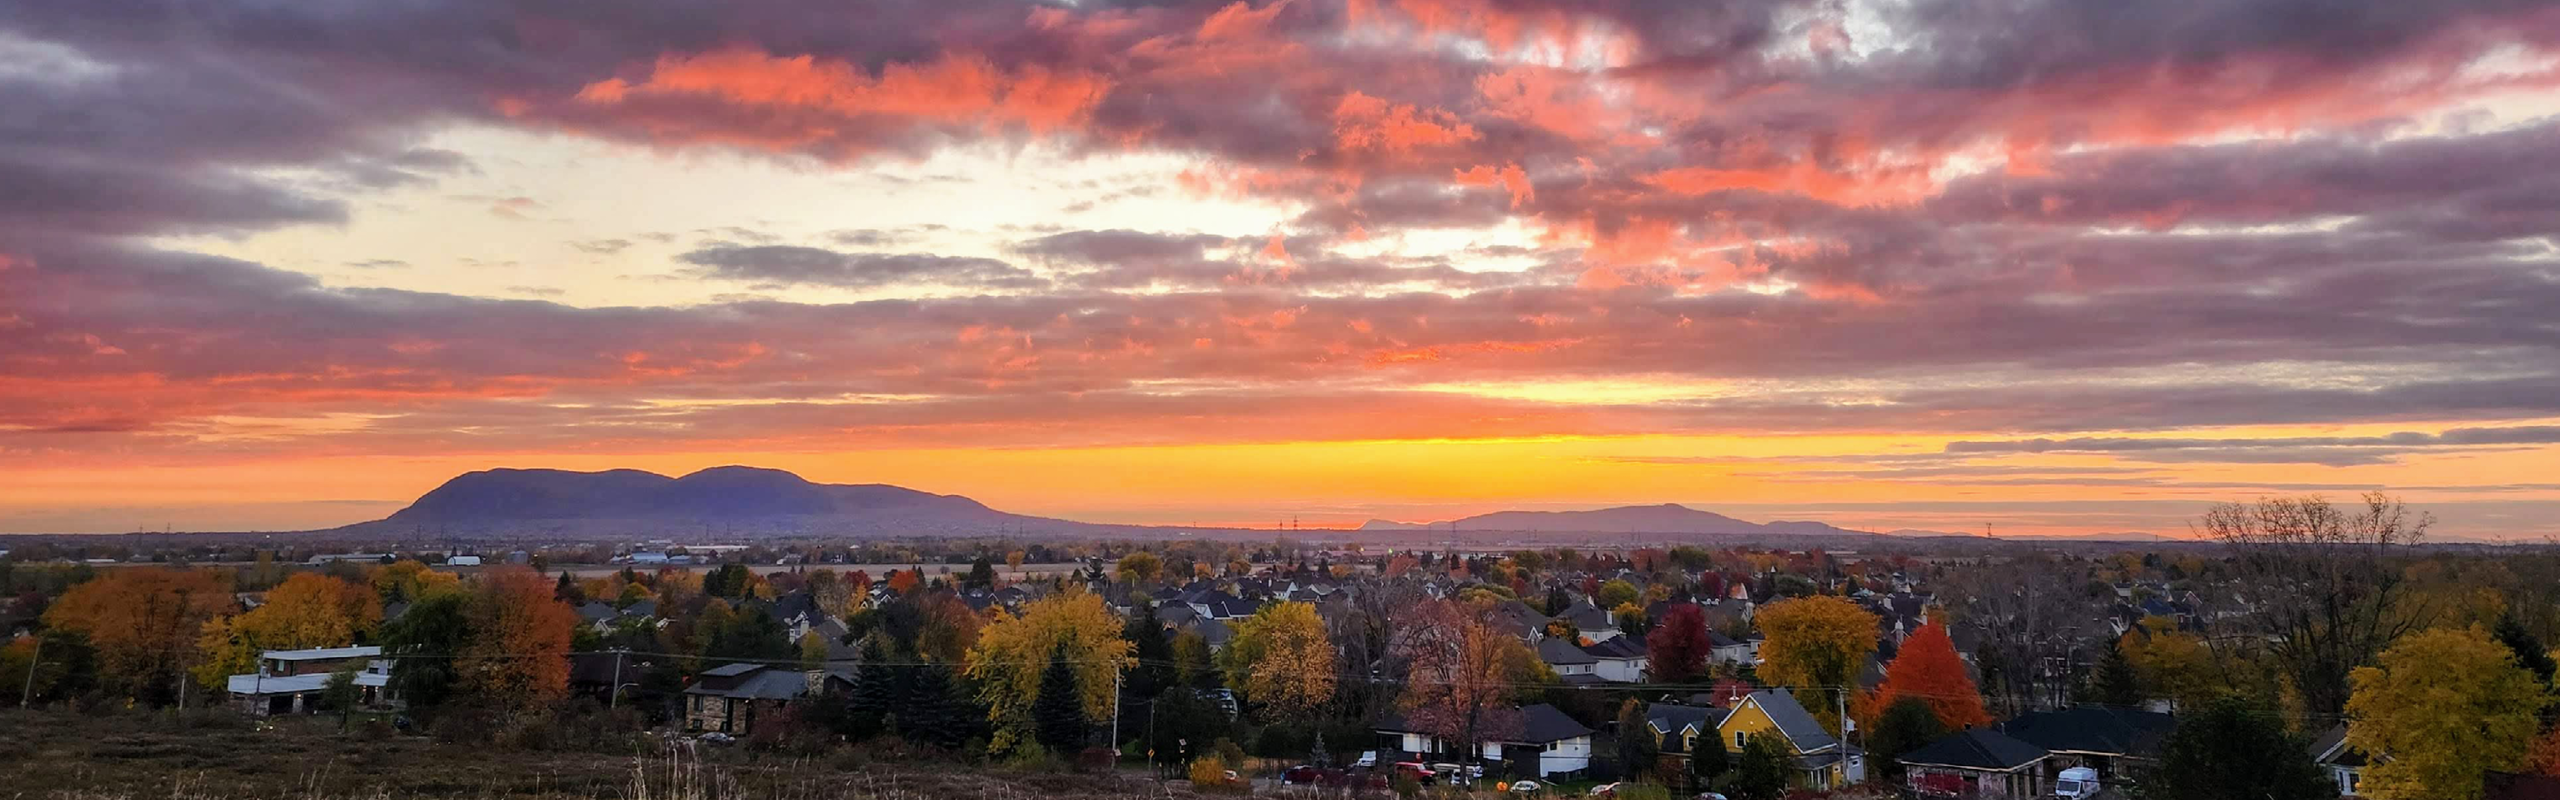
1190,755,1230,787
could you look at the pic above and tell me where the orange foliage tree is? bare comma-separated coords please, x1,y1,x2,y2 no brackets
459,566,575,710
43,568,234,705
1863,621,1993,730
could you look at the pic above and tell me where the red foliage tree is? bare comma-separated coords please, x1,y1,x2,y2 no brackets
1863,621,1993,730
1647,603,1711,683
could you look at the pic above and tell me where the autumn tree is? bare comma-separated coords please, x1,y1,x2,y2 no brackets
1864,621,1990,730
1116,552,1164,585
1218,601,1336,719
371,560,458,603
1755,595,1877,734
42,568,232,705
2120,616,2218,710
192,573,383,693
381,591,471,711
2144,696,2334,800
1648,603,1711,684
457,566,576,711
1597,579,1640,610
2206,493,2427,715
1391,598,1542,766
964,590,1134,755
2347,627,2546,800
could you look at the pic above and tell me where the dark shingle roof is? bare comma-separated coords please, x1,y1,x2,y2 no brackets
1998,707,2175,757
1899,729,2049,771
1645,703,1729,753
1582,636,1645,660
1539,637,1598,666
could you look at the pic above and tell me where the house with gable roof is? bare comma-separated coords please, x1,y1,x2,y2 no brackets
1713,689,1865,790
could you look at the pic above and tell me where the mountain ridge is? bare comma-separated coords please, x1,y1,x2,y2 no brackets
347,465,1091,536
1355,503,1877,536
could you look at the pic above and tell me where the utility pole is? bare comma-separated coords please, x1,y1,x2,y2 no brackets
19,635,38,708
1109,663,1123,757
608,647,626,710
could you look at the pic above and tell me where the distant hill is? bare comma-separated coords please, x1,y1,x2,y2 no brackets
1356,503,1877,537
1882,528,2178,542
344,466,1095,537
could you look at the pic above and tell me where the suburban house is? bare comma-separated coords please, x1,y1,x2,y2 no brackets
2308,724,2368,798
1708,630,1755,665
682,662,817,734
224,645,394,716
1375,703,1595,778
1538,638,1605,684
1643,690,1861,790
1557,600,1621,642
1994,706,2174,783
1718,690,1864,790
1900,728,2051,798
1582,635,1647,682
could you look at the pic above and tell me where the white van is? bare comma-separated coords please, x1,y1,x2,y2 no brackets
2054,766,2102,799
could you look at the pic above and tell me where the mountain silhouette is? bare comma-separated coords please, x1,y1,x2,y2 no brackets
358,466,1084,536
1356,503,1874,536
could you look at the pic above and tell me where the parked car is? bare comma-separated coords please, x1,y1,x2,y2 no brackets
1693,792,1729,800
1353,750,1379,768
694,732,734,745
1284,765,1322,785
1510,779,1545,794
1394,762,1432,782
1587,782,1622,797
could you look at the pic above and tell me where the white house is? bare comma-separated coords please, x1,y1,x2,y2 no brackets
224,645,393,716
1582,636,1647,682
1376,703,1595,778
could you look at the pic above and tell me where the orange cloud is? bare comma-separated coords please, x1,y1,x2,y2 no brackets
567,47,1112,154
1333,91,1480,153
1454,162,1534,208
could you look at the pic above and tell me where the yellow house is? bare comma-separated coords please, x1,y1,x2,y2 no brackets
1712,689,1864,790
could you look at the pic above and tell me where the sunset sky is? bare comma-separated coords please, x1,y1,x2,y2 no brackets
4,0,2559,538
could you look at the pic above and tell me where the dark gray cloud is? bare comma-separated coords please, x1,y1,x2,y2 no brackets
677,244,1049,291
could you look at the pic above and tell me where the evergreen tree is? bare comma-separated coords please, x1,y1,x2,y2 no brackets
378,592,471,713
704,607,793,664
2494,613,2557,686
2086,637,2142,706
1615,699,1657,781
845,634,901,740
554,571,581,603
1033,644,1089,755
905,662,979,750
1865,696,1946,784
1544,586,1573,617
2142,696,2334,800
1727,734,1793,800
967,556,998,591
1689,724,1729,787
1125,604,1176,698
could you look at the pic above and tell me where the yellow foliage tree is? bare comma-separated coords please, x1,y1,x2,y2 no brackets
191,572,383,691
1219,601,1336,718
964,590,1134,754
370,560,458,603
1755,595,1878,734
2347,627,2546,800
1117,552,1164,585
2120,616,2219,710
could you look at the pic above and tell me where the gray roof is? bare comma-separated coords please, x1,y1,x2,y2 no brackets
1645,703,1730,753
1582,635,1645,660
1900,729,2049,771
684,665,810,701
1745,689,1839,753
1538,637,1598,666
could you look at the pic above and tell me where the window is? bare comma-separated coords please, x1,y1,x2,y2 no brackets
1734,731,1746,749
